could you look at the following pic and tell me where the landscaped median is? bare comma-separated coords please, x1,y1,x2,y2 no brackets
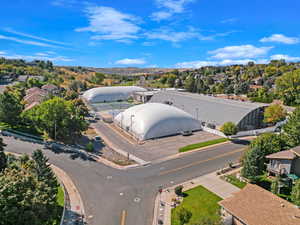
179,138,228,153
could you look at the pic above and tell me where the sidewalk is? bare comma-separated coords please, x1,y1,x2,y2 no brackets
152,171,240,225
51,165,86,225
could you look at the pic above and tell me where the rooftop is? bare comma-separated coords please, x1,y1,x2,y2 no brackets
219,184,300,225
266,150,297,160
291,146,300,156
150,91,267,126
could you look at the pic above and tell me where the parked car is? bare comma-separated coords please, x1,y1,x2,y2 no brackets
94,136,102,141
181,130,193,136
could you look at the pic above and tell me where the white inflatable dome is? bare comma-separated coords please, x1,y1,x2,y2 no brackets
83,86,147,103
114,103,201,140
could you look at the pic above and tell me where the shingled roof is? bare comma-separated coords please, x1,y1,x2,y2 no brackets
266,150,297,160
291,146,300,156
219,184,300,225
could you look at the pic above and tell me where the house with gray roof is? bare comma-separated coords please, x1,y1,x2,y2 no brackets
266,146,300,179
150,90,267,131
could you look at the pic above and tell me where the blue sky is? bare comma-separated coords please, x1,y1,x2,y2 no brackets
0,0,300,68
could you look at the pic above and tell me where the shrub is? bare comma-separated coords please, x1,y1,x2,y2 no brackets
175,185,183,196
86,142,94,152
220,122,238,136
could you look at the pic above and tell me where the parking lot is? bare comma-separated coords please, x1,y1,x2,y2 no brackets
93,121,221,162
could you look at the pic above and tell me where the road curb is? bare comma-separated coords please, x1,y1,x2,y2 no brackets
51,165,86,225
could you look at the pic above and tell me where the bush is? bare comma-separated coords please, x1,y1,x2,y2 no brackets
220,122,238,136
175,185,183,196
86,142,94,152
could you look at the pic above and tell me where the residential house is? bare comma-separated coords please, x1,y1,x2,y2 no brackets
219,184,300,225
23,84,59,111
266,146,300,178
41,84,60,95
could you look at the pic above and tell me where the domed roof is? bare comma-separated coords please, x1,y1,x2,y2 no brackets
83,86,147,103
114,103,201,140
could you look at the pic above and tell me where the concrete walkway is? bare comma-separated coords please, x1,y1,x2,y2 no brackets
152,171,240,225
51,165,86,225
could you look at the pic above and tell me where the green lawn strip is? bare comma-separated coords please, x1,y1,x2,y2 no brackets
171,185,222,225
179,138,228,153
52,186,65,225
223,175,246,189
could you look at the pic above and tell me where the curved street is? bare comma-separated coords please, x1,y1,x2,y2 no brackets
3,136,246,225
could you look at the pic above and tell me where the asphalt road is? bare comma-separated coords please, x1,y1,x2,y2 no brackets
3,136,247,225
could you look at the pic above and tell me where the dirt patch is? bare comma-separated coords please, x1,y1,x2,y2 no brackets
101,146,135,166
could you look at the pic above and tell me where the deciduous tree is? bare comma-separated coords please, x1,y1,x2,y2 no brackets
0,91,23,126
241,133,283,181
264,104,287,124
275,69,300,106
282,107,300,148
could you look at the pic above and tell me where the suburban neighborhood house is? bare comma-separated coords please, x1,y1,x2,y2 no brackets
219,184,300,225
23,84,59,111
266,146,300,178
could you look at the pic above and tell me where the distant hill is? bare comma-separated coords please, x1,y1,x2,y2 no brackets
88,67,188,76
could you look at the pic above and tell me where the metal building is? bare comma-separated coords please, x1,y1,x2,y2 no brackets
150,91,267,131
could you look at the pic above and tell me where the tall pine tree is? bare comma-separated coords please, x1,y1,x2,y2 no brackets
0,137,7,172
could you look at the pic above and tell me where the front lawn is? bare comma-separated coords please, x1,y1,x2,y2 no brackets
171,185,222,225
52,186,65,225
179,138,228,152
223,174,246,189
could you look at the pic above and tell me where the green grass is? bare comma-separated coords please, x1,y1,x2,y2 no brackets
52,186,65,225
171,185,222,225
56,186,65,207
223,175,247,189
179,138,228,152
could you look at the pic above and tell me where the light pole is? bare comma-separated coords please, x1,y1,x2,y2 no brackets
195,108,199,120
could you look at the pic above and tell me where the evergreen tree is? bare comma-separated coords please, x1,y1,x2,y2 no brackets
291,180,300,206
271,176,280,194
0,137,7,172
32,149,58,190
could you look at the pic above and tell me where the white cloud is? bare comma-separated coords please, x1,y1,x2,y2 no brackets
115,58,146,65
209,45,272,59
76,6,141,42
0,34,61,48
151,11,173,21
151,0,195,21
3,28,70,46
270,54,300,62
175,59,256,68
260,34,299,44
221,18,237,24
2,53,72,62
52,0,78,7
145,27,202,43
35,52,50,56
0,51,6,55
